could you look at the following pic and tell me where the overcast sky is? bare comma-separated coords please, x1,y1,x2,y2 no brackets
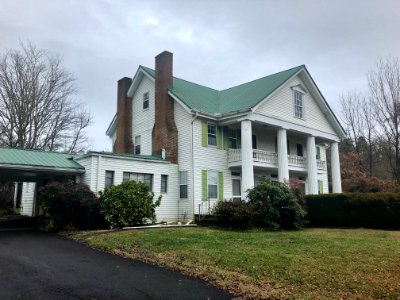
1,0,399,150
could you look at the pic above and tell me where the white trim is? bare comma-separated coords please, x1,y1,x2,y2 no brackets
105,114,117,136
127,67,155,98
245,112,341,142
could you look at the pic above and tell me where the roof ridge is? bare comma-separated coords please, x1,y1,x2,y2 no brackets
221,65,304,93
0,146,73,155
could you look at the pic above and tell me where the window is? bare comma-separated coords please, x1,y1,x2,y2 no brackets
123,172,153,190
228,128,238,149
232,179,241,198
135,135,141,154
294,90,303,118
296,143,303,157
143,92,149,110
161,175,168,193
207,170,218,199
207,123,217,146
252,135,257,149
316,146,321,160
179,171,188,198
105,170,114,189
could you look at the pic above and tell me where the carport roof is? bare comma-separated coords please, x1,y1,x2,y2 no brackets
0,147,84,170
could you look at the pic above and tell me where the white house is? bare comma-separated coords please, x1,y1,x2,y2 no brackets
95,51,345,221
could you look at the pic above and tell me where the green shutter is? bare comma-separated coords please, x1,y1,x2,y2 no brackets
202,170,208,200
316,146,321,160
201,120,208,147
318,180,323,194
218,171,224,201
223,126,229,150
217,126,223,150
236,129,241,149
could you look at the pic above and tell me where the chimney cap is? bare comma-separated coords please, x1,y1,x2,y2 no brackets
156,51,173,58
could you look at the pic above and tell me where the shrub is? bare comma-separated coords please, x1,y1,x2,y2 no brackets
305,192,400,229
247,178,306,229
38,181,103,231
99,180,161,228
213,199,253,230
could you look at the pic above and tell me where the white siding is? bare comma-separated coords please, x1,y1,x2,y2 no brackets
256,75,336,135
193,118,232,213
174,102,194,220
132,76,155,155
20,182,36,217
76,155,179,223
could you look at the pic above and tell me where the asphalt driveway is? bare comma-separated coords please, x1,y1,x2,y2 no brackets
0,229,231,300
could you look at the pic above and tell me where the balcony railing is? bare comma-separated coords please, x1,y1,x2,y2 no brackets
228,149,326,170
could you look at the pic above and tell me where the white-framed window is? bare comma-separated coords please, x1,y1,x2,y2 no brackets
228,128,238,149
294,90,303,118
123,172,153,190
232,179,241,199
179,171,188,198
207,123,217,146
105,170,114,188
143,92,149,110
135,135,141,154
207,170,218,199
161,175,168,193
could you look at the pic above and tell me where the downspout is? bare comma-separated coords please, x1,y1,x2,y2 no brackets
191,111,199,221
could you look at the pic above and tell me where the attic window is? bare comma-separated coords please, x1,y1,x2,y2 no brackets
143,92,149,110
294,90,303,119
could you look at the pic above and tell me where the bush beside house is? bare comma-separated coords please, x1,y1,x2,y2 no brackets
305,193,400,229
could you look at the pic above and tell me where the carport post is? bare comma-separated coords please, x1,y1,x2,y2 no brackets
13,182,18,213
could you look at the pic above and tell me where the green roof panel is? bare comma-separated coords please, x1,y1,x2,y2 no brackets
0,147,84,170
140,65,304,114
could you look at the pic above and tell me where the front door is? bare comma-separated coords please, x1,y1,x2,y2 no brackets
232,179,241,199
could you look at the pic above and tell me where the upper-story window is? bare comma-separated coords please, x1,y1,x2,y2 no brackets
143,92,149,110
208,123,217,146
228,128,237,149
294,90,303,119
135,135,141,154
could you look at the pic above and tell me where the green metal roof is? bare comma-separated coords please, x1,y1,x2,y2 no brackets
0,147,84,170
141,65,304,114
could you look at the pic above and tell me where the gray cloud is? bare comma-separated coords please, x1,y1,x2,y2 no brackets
1,0,399,150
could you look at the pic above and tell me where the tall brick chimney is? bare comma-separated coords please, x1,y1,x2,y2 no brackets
152,51,178,163
113,77,134,153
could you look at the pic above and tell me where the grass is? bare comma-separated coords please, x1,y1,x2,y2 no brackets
67,228,400,299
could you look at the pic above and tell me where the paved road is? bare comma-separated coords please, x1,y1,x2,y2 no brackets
0,229,231,300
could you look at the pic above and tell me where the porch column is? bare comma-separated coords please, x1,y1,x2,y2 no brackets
331,142,342,193
277,128,289,183
241,120,254,200
306,135,318,194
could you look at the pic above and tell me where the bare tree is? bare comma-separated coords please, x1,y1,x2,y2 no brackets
0,42,91,153
368,56,400,182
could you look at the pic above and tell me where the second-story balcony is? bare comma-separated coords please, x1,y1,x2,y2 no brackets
228,149,327,171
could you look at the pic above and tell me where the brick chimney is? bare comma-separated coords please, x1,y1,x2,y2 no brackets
152,51,178,163
113,77,134,153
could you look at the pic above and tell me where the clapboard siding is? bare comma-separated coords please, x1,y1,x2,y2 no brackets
256,75,336,135
132,76,155,155
20,182,36,217
174,102,194,219
77,155,179,222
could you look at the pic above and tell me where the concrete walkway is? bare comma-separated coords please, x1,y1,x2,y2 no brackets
0,230,231,299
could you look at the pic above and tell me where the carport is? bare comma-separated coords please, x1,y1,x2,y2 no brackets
0,147,85,217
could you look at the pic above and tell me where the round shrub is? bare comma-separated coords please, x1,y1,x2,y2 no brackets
213,199,253,230
38,181,103,231
247,178,306,229
99,180,161,228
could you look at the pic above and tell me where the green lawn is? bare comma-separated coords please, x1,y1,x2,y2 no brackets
68,228,400,299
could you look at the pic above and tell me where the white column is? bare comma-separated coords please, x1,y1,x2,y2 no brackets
331,142,342,193
241,120,254,200
277,128,289,183
306,136,318,194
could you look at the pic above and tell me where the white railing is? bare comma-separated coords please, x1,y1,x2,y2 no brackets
253,149,278,164
228,149,242,162
317,160,326,170
288,155,307,168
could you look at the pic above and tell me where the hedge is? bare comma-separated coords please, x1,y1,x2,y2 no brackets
305,193,400,229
